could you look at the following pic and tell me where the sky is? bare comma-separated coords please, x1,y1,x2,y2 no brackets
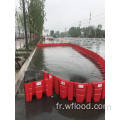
44,0,105,32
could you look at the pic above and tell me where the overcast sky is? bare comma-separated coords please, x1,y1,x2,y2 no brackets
44,0,105,32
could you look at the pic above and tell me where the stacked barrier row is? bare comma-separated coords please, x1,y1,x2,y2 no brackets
24,43,105,103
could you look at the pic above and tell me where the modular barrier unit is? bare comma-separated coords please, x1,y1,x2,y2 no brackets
24,43,105,103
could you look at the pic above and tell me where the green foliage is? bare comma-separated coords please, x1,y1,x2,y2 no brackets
16,0,46,38
50,30,60,38
16,48,32,52
28,0,46,35
60,32,66,37
50,30,54,36
68,25,105,38
15,52,30,59
69,27,81,37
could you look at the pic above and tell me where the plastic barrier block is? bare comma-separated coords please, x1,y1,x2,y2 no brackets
101,81,105,99
52,75,56,89
32,81,36,95
60,90,67,99
36,91,43,99
93,82,103,102
44,74,53,97
46,88,53,97
24,82,32,90
24,82,33,94
35,80,43,100
93,95,102,102
73,83,76,97
86,83,93,103
54,76,60,95
24,87,32,95
24,80,33,102
25,93,32,102
76,94,85,103
43,72,50,92
59,80,68,99
68,82,74,101
75,83,88,103
43,72,49,79
76,89,86,94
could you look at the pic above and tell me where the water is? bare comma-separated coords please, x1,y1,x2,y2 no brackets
16,38,105,120
27,46,103,83
46,37,105,58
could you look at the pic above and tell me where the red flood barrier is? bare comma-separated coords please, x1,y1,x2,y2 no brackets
93,81,105,102
24,82,33,102
68,81,74,101
75,83,88,103
59,79,69,99
101,81,105,99
54,76,60,95
86,83,93,103
35,80,44,100
24,43,105,103
44,74,53,97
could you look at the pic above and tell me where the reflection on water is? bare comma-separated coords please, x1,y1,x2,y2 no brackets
44,37,105,58
27,46,103,83
16,38,105,120
25,94,105,120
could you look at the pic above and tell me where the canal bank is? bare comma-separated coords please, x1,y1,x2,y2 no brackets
15,47,37,94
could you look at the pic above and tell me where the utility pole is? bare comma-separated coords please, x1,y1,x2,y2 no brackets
89,12,91,26
79,21,81,28
65,27,67,37
78,21,81,37
22,0,28,49
88,12,92,37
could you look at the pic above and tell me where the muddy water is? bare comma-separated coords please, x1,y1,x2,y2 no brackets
16,38,105,120
47,37,105,58
27,46,103,83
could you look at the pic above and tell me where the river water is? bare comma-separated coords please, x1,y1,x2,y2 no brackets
27,37,104,82
16,37,105,120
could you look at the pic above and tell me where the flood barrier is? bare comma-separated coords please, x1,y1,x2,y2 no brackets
24,43,105,103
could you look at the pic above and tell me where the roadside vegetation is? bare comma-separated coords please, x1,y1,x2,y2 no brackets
50,24,105,38
15,0,46,72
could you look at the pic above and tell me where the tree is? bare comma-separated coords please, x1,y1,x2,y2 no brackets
96,25,105,38
28,0,46,38
50,30,54,36
15,11,24,38
68,25,105,38
68,27,81,37
16,0,46,41
97,24,102,30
